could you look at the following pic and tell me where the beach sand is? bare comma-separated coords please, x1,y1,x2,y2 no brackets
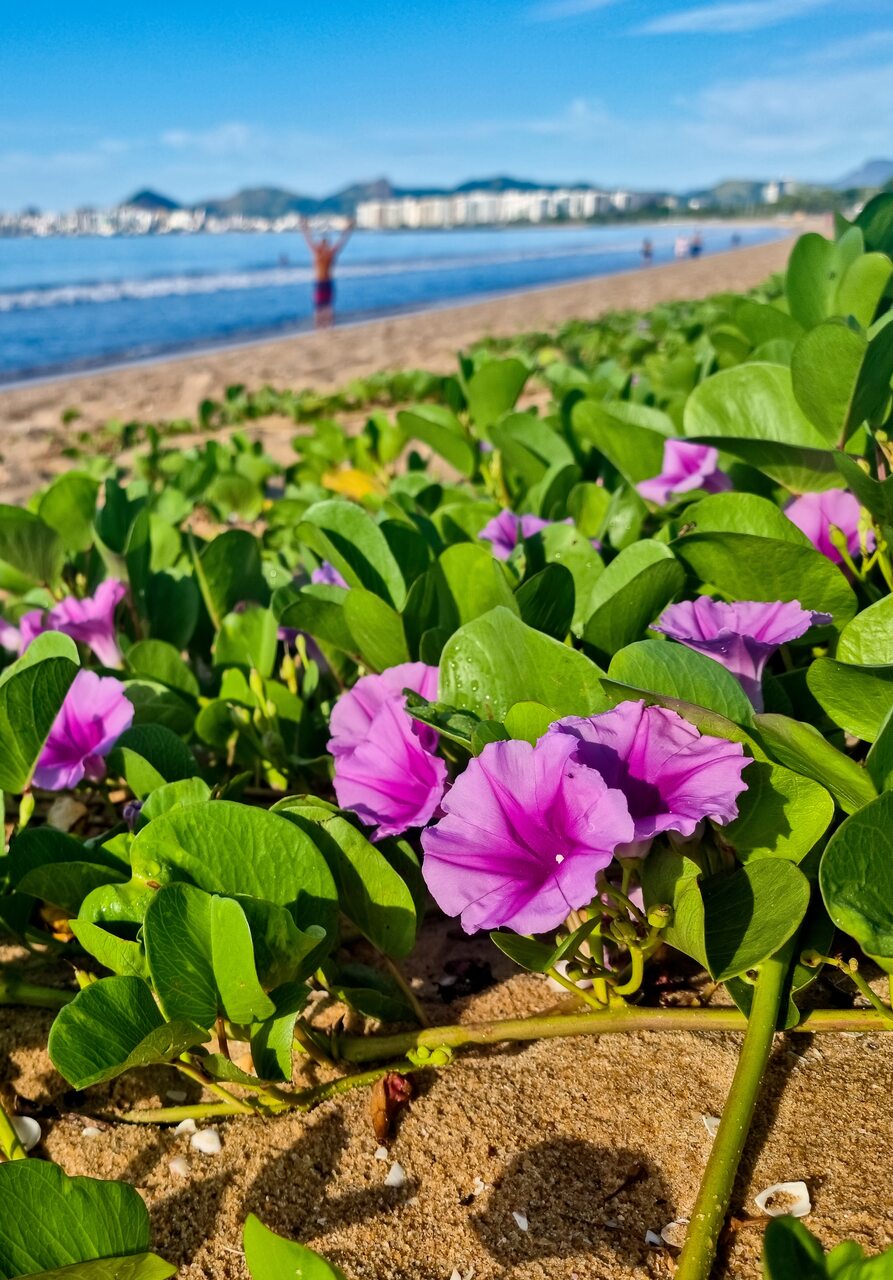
2,923,891,1280
0,235,798,505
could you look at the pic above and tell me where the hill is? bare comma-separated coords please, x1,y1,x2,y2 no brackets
832,159,893,190
122,189,181,212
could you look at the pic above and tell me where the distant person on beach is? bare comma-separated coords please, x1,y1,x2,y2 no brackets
689,231,703,258
731,232,742,248
641,238,653,265
674,235,689,259
299,216,355,328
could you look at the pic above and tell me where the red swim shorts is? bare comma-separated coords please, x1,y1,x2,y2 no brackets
314,280,334,308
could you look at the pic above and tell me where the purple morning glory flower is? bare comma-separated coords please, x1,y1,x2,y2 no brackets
421,734,634,935
329,661,443,839
653,597,832,711
637,440,731,506
33,670,134,791
332,695,448,840
13,580,127,667
479,510,553,560
548,701,748,855
311,561,348,588
785,489,874,565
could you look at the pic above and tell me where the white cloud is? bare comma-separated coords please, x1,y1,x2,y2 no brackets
635,0,833,36
159,123,256,156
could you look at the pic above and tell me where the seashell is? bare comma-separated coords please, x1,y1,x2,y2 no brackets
754,1181,811,1218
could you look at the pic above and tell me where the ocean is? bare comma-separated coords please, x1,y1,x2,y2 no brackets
0,222,786,383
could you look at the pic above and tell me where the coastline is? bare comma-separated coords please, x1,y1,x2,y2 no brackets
0,235,795,442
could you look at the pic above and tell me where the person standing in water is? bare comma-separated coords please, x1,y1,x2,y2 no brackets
641,237,653,265
299,215,355,328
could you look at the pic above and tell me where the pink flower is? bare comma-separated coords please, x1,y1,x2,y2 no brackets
421,734,634,935
328,662,444,839
785,489,873,565
653,597,831,711
637,440,731,506
14,580,127,667
479,510,552,560
311,561,348,588
33,670,134,791
548,701,748,854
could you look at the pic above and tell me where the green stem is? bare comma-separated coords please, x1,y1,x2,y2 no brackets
0,1100,27,1161
0,974,72,1010
332,999,889,1065
674,950,789,1280
176,1059,259,1116
119,1059,426,1124
382,954,431,1028
545,965,606,1012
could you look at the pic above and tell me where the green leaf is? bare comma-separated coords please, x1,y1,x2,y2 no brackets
107,725,198,798
806,657,893,742
48,975,205,1088
582,542,684,663
682,491,811,545
397,405,477,477
837,596,893,665
490,917,601,973
640,847,707,969
402,542,518,659
752,713,876,815
866,706,893,792
0,1162,169,1279
250,981,308,1083
785,230,862,329
195,530,267,630
440,606,608,721
462,357,529,431
27,1251,177,1279
0,506,64,589
131,801,338,934
69,919,148,978
503,700,557,744
37,472,100,554
608,639,755,724
515,563,575,640
243,1214,348,1280
721,761,834,863
571,400,667,487
855,192,893,256
701,860,810,982
278,585,354,654
125,640,199,698
0,642,80,793
790,321,870,443
835,250,893,328
299,500,406,609
343,587,409,670
491,412,575,490
274,802,417,959
672,532,857,625
761,1215,828,1280
213,606,278,677
211,894,277,1024
820,792,893,970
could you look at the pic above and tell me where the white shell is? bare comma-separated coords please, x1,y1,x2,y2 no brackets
512,1210,529,1232
702,1115,721,1139
174,1118,197,1135
11,1116,41,1152
374,1145,389,1161
169,1156,190,1177
81,1126,102,1139
166,1089,188,1103
644,1229,663,1247
384,1161,406,1188
190,1127,222,1155
660,1220,689,1247
545,959,594,993
754,1181,811,1218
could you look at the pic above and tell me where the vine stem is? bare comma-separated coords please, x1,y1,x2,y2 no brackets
0,974,72,1009
674,950,789,1280
332,999,892,1064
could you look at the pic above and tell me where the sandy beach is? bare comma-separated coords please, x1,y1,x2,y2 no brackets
0,235,799,505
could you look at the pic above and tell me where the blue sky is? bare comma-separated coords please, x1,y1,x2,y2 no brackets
1,0,891,208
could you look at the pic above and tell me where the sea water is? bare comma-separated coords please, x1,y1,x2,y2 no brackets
0,222,786,383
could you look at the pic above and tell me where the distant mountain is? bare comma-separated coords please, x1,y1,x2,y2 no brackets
123,189,181,212
197,186,317,218
832,159,893,190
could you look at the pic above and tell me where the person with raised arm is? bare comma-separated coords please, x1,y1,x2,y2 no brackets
299,215,355,328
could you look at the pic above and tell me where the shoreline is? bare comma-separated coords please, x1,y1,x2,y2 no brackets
0,219,793,392
0,234,803,507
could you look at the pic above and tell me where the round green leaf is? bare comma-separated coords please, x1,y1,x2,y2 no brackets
820,791,893,968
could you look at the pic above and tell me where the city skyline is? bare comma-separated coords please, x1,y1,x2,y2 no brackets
2,1,892,210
